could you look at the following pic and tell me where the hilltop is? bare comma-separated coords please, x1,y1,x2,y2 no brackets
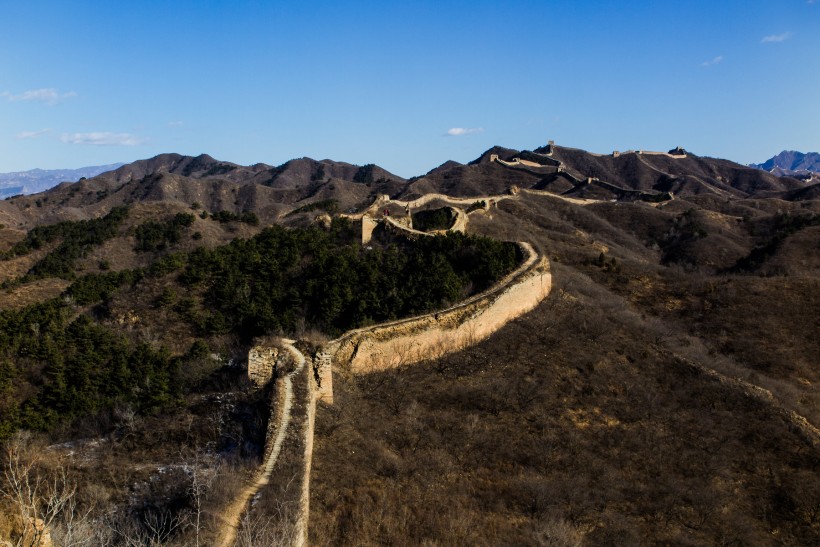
752,150,820,175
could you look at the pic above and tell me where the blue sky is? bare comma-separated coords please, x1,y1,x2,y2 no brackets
1,0,818,177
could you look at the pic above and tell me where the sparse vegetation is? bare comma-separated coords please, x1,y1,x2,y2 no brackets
0,145,817,546
209,210,260,225
286,199,339,217
2,206,128,260
2,207,129,283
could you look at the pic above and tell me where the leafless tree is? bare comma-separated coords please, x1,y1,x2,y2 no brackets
142,507,188,547
235,502,299,547
0,432,87,547
184,452,219,547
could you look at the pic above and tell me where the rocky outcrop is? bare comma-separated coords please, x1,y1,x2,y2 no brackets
247,346,280,388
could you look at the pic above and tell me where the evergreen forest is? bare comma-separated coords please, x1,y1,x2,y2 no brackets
0,213,521,439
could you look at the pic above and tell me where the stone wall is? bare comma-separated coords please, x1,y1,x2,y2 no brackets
361,215,378,245
314,242,551,401
392,193,511,211
247,346,280,388
490,154,542,168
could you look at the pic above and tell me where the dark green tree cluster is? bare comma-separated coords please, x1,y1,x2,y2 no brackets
0,299,190,439
209,210,260,225
134,212,195,252
179,221,520,339
466,200,486,213
66,269,143,305
412,208,455,232
0,213,520,440
5,206,128,259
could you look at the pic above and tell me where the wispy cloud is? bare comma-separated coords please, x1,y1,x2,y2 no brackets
16,128,54,140
1,88,77,105
701,55,724,67
60,132,146,146
445,127,485,137
761,31,793,43
167,120,184,127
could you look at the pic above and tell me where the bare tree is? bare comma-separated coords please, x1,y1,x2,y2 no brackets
185,453,219,547
142,507,188,547
235,503,299,547
0,433,78,547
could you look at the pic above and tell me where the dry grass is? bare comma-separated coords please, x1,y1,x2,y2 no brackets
308,194,819,545
0,278,70,311
309,266,819,545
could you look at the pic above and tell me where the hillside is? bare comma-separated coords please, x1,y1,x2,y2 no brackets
0,143,818,545
0,154,406,231
3,146,815,233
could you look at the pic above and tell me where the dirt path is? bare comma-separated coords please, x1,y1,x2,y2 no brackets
294,364,316,547
215,340,305,547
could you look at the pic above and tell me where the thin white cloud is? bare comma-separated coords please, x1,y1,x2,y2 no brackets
17,128,54,140
1,88,77,105
701,55,724,67
446,127,485,137
761,32,793,43
60,132,146,146
167,120,184,127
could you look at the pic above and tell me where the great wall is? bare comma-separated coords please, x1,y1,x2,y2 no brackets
216,180,558,543
216,339,312,547
214,143,690,544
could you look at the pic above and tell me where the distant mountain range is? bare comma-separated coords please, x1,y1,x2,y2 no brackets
0,163,124,197
2,144,817,231
751,151,820,177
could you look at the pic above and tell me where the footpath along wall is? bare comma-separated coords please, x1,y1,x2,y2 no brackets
218,340,309,547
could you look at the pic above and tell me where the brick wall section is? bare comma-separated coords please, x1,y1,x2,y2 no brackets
247,347,280,389
314,242,551,401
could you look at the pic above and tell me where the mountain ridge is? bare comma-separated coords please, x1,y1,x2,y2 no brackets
751,150,820,176
1,144,817,231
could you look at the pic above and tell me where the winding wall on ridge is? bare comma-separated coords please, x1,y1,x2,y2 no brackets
241,193,554,545
314,241,551,401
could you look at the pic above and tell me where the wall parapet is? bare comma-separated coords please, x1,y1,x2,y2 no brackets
247,346,281,388
314,241,551,401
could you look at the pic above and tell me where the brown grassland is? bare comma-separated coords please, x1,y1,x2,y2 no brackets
309,195,819,546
